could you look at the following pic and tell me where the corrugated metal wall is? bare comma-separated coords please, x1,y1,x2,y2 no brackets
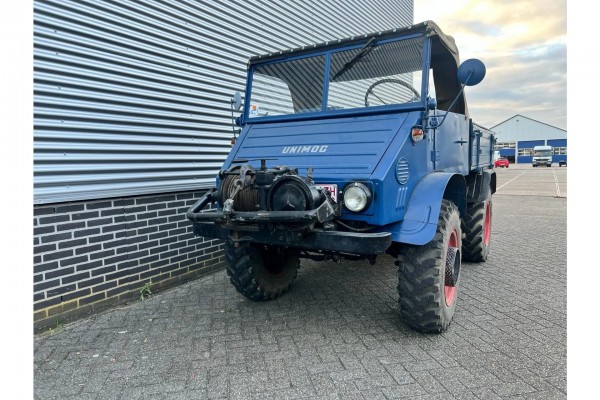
34,0,413,204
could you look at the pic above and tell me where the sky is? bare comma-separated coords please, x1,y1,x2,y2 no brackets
414,0,567,130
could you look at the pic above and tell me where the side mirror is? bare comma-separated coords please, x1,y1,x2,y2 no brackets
457,59,486,86
231,91,242,111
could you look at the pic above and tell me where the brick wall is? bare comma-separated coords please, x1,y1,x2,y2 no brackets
33,190,225,331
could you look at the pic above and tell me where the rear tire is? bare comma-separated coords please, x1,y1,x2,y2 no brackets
225,242,299,300
462,188,492,262
397,200,462,333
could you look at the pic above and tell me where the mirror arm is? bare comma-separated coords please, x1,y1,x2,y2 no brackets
426,70,473,130
230,96,239,145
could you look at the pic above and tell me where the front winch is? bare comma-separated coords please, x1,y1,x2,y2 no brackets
188,160,338,229
218,162,328,216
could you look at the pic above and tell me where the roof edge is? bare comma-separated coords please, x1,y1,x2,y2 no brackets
491,114,567,133
247,20,455,66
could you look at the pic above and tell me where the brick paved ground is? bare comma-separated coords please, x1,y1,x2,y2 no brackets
34,168,567,399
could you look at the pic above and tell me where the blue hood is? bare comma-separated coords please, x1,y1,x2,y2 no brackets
229,113,415,179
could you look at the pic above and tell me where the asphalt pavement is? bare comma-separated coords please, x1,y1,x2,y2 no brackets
34,164,567,400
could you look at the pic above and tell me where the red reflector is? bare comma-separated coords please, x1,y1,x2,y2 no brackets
411,126,424,143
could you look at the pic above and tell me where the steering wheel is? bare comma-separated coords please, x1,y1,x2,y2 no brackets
364,78,420,107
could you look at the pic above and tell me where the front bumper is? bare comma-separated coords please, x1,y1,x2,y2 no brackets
532,160,551,166
186,190,392,255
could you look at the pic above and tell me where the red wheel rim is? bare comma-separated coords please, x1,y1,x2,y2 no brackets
444,229,459,306
483,201,492,246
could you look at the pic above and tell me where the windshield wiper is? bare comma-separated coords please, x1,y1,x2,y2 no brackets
331,37,376,81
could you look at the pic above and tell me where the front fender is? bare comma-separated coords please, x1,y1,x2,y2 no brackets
389,172,466,245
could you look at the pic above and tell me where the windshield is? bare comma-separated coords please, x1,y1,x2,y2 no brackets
248,36,425,119
534,150,552,157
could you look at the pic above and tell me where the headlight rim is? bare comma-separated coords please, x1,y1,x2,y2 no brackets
342,182,372,213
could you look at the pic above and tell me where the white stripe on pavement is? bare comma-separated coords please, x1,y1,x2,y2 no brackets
496,171,526,191
552,169,562,198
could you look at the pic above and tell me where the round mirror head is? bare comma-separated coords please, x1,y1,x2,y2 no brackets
457,59,486,86
232,91,242,111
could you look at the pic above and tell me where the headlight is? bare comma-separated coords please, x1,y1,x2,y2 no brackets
343,182,372,212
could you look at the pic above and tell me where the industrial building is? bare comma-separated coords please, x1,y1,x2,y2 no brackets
33,0,414,329
491,114,567,165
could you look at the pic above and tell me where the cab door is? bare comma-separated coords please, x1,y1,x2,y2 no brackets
434,112,470,174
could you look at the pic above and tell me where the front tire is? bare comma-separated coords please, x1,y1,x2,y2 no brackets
225,242,299,300
397,200,462,333
462,188,492,262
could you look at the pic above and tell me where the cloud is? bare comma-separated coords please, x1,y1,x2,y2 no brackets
415,0,567,130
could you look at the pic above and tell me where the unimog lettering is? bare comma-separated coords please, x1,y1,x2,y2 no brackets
282,145,328,154
187,20,496,334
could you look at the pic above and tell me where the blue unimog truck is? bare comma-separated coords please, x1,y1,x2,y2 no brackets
187,21,496,333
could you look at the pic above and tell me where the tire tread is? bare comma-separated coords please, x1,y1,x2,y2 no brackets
397,200,458,333
225,242,298,300
462,188,492,262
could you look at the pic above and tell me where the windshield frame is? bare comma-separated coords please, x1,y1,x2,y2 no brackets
243,33,431,124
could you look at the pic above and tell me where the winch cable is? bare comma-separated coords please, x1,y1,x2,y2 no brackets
220,174,259,211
